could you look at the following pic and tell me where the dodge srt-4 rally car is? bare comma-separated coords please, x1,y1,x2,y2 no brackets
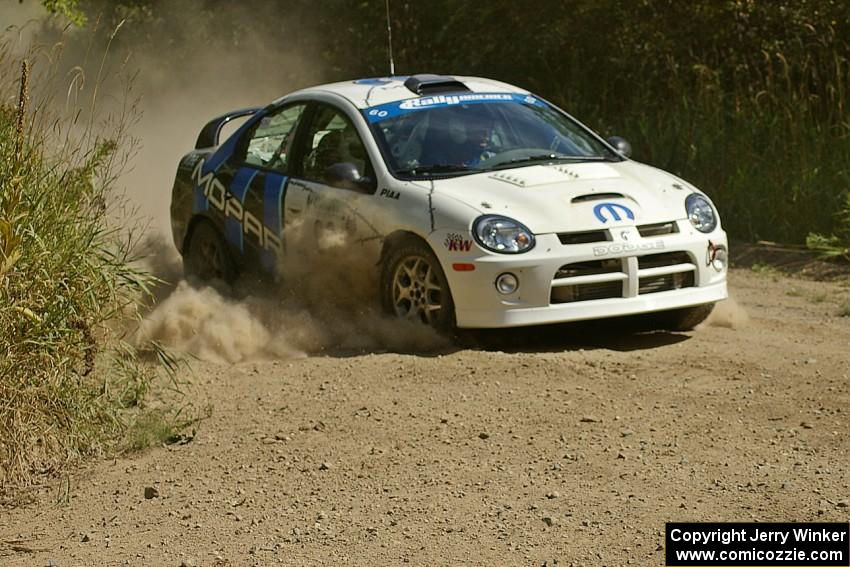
170,74,728,330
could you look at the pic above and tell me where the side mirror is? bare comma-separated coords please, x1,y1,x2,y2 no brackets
324,162,376,193
606,136,632,158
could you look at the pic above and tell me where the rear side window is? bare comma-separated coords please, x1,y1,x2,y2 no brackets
243,104,306,173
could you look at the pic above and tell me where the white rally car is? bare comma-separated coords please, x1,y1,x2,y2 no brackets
170,74,728,330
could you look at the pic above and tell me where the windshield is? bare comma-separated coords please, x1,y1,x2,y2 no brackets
364,93,620,178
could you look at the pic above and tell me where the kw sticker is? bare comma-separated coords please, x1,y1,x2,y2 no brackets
192,159,283,255
445,233,473,252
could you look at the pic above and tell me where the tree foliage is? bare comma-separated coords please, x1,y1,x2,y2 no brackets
35,0,850,243
38,0,86,25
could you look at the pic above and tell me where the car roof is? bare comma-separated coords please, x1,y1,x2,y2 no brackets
274,75,531,109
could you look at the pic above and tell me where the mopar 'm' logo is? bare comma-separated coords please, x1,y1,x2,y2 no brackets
593,202,635,223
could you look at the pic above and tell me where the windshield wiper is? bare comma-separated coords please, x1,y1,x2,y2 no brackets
506,154,613,166
491,154,616,169
396,164,479,176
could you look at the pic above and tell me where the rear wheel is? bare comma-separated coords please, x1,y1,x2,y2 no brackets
381,238,455,330
655,303,715,331
184,221,237,284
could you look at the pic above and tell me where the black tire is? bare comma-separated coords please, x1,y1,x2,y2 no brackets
655,302,715,331
380,237,456,330
184,220,237,284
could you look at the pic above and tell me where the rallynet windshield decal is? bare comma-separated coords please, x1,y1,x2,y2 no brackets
363,93,546,123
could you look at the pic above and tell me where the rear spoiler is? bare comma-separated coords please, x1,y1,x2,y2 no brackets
195,107,263,149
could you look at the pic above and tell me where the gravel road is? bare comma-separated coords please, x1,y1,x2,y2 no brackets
2,268,849,566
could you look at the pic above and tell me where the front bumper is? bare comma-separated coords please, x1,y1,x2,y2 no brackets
433,220,728,329
456,280,727,328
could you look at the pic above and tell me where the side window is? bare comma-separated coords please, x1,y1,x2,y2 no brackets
300,105,371,185
243,103,306,172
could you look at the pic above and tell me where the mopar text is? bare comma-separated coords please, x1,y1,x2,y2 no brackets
192,159,282,254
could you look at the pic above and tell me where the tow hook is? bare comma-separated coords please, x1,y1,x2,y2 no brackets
707,240,728,271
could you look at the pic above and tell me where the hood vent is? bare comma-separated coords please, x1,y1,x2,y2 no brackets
404,74,470,95
571,192,625,203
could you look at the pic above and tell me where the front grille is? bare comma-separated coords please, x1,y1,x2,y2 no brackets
558,221,677,244
638,251,692,269
557,230,609,245
637,222,678,237
551,281,623,304
551,260,625,303
550,250,696,305
639,272,695,294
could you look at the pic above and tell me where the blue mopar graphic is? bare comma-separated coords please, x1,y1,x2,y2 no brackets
593,202,635,223
225,168,258,251
262,173,287,272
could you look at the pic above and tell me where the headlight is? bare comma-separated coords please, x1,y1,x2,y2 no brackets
685,193,718,233
472,215,535,254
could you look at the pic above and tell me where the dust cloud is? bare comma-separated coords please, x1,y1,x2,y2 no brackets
0,3,44,44
136,282,447,362
706,296,749,329
134,226,447,361
6,2,325,234
113,12,325,234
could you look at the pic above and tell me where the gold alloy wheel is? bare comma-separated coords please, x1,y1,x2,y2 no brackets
391,255,444,325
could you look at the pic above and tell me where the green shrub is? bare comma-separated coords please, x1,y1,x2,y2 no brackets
806,193,850,261
0,58,156,487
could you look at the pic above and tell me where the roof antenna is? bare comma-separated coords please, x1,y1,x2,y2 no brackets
385,0,395,76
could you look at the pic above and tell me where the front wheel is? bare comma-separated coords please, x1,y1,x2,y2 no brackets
655,303,715,331
380,238,455,330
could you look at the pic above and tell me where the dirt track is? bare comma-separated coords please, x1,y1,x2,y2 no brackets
2,268,849,566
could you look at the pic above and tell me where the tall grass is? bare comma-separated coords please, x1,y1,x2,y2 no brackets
0,44,161,486
542,23,850,245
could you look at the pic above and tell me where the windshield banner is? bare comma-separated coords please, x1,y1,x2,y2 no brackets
363,92,545,123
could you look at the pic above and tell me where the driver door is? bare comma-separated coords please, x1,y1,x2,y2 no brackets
284,103,380,255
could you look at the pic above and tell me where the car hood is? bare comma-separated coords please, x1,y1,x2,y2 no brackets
424,160,696,234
